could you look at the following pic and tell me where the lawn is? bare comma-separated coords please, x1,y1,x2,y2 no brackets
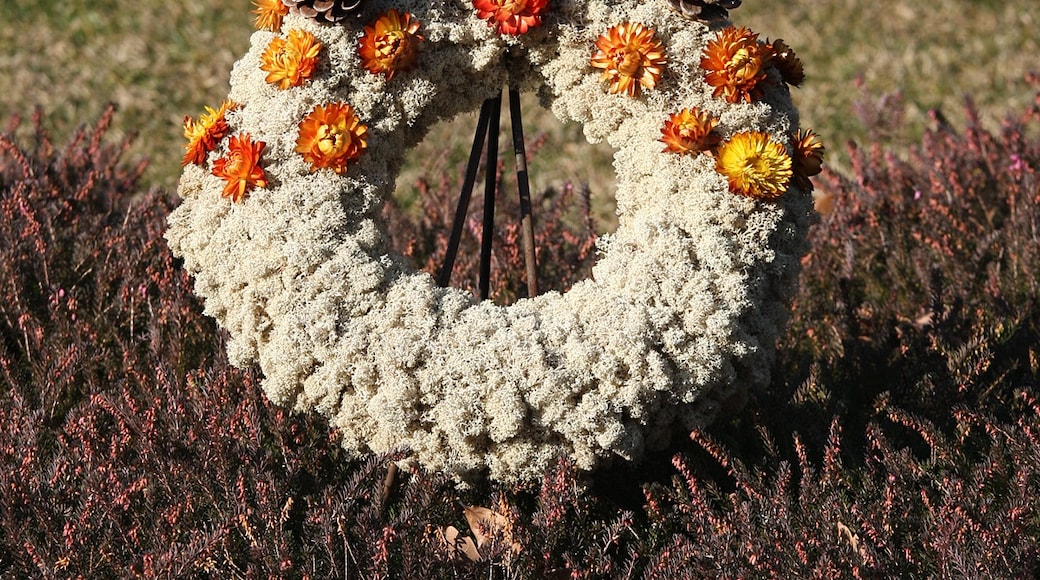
1,0,1036,190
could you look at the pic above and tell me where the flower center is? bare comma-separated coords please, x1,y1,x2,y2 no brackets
678,124,698,140
728,47,750,68
617,48,644,77
274,45,294,67
376,31,405,58
747,154,770,176
225,152,246,174
726,47,760,80
498,0,525,14
316,123,350,157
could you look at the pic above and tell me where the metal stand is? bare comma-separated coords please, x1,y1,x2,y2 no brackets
437,87,539,301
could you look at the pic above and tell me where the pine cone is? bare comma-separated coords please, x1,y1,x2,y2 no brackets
666,0,741,21
282,0,363,24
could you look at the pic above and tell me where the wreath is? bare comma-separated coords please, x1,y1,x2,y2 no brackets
166,0,822,483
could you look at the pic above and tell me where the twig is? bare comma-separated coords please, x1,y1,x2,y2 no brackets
508,87,539,298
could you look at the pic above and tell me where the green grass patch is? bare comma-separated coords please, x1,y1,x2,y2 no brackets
1,0,1035,191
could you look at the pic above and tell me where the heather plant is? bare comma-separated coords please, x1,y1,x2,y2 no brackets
3,70,1040,580
0,107,460,577
661,82,1040,575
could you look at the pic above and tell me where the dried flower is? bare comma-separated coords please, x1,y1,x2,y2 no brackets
590,22,667,98
252,0,289,31
212,133,268,202
359,9,423,80
295,103,369,174
472,0,550,36
700,26,771,104
260,29,322,90
769,38,804,87
182,100,237,167
660,108,721,154
791,128,824,191
715,131,792,200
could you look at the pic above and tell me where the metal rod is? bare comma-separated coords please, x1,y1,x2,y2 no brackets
478,92,502,301
437,98,495,288
508,87,539,299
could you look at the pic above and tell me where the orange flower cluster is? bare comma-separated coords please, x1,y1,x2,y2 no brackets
212,133,268,203
472,0,550,35
182,100,238,167
660,108,720,155
359,9,423,79
251,0,288,31
211,3,821,208
589,22,667,98
260,29,322,90
296,103,369,175
700,26,771,104
615,24,817,201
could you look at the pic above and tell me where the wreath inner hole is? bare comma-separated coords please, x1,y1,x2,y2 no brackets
387,93,618,305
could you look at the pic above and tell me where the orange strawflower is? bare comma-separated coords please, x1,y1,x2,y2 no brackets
212,133,268,203
359,9,423,80
260,29,322,90
769,38,804,87
590,22,667,98
790,128,824,191
295,103,369,174
660,108,721,155
715,131,792,200
700,26,771,104
182,100,238,167
472,0,550,35
252,0,289,31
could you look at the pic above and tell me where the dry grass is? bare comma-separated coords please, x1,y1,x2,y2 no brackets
739,0,1040,173
0,0,248,189
1,0,1036,191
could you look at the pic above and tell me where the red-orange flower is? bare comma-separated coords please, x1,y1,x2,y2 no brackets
212,133,268,203
182,100,238,167
295,103,369,174
769,38,804,87
590,22,667,98
472,0,549,35
359,9,423,80
790,128,824,191
700,26,771,104
260,29,322,90
252,0,289,31
660,108,721,155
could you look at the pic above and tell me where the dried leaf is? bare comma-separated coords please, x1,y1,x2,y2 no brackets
836,521,860,554
437,525,481,562
463,505,505,548
463,504,522,559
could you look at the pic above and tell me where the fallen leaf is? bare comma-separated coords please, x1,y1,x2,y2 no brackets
437,525,481,562
463,504,522,560
836,521,860,554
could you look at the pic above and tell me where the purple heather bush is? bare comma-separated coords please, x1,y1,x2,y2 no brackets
2,77,1040,577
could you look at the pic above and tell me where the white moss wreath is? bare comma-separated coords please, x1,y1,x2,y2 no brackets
166,0,815,483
